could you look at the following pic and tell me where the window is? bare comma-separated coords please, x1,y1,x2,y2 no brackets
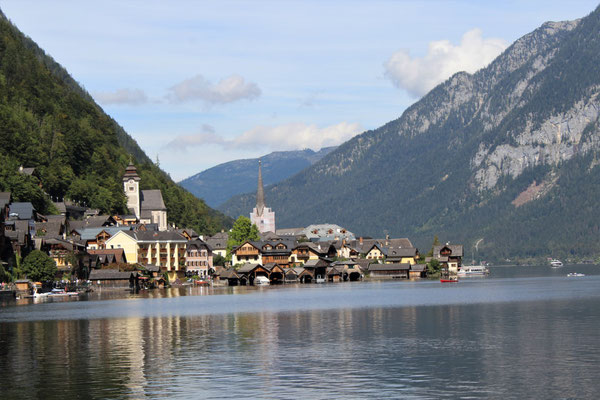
129,186,135,191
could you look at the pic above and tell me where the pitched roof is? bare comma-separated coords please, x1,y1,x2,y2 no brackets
411,264,427,272
89,269,134,280
368,263,411,271
187,239,212,251
303,259,329,268
434,245,464,257
76,226,131,241
120,230,186,242
9,202,34,220
141,190,166,211
386,247,418,258
237,262,261,273
88,249,127,264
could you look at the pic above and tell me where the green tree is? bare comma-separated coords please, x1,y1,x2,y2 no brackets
226,216,260,259
20,250,57,282
426,235,440,258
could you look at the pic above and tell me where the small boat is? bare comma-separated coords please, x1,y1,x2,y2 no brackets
194,279,211,286
550,259,563,268
440,277,459,283
254,276,270,286
457,265,489,276
567,272,585,277
48,288,79,297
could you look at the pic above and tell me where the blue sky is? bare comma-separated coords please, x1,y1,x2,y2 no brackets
2,1,598,180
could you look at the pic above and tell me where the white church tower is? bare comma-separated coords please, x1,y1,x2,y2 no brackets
123,160,141,218
250,160,276,233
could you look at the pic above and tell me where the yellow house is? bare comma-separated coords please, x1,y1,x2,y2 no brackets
366,244,385,260
105,230,188,281
385,247,419,265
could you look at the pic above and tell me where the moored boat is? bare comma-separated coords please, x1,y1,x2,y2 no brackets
567,272,585,277
254,276,270,286
457,265,489,276
550,259,563,268
440,277,459,283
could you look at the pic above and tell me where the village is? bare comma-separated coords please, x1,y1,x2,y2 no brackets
0,161,464,297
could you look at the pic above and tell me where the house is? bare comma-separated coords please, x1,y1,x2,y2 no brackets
365,243,387,260
331,260,364,281
231,241,262,265
89,269,138,288
409,264,427,279
236,262,271,286
214,266,240,286
205,231,228,258
41,238,85,271
74,226,131,250
104,230,187,281
385,247,419,265
302,258,330,281
326,265,344,282
186,239,213,277
260,241,292,267
35,216,66,239
368,263,411,279
88,249,127,266
433,244,463,275
112,214,138,226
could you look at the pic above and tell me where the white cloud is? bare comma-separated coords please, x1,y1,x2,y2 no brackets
384,29,508,97
93,88,148,105
167,121,363,151
167,74,261,105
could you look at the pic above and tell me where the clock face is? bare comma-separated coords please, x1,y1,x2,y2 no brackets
129,179,134,184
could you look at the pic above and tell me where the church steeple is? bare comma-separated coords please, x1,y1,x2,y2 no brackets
256,160,265,216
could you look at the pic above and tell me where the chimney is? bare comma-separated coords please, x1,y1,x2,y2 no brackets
359,237,363,245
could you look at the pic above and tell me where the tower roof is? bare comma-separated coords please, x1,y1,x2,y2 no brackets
123,160,141,181
256,160,265,216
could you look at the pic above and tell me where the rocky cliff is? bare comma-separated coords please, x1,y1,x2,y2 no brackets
220,6,600,261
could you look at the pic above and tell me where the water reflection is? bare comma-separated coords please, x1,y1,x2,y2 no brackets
2,270,600,398
1,297,600,399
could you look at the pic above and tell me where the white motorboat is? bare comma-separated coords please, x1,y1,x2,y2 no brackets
48,288,80,297
567,272,585,277
254,276,270,286
457,265,489,276
550,259,563,268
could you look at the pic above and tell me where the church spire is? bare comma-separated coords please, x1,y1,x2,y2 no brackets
256,159,265,216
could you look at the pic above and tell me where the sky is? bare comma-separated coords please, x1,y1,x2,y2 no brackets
2,0,599,181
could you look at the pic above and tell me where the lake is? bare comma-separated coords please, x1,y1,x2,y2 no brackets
1,264,600,399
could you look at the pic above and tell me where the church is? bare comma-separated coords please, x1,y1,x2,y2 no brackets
123,161,168,231
250,160,276,233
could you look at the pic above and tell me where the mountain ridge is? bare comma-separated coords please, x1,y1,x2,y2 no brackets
220,6,600,261
179,147,336,208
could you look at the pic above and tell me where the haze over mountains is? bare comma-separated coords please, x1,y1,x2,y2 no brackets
179,147,335,208
221,5,600,261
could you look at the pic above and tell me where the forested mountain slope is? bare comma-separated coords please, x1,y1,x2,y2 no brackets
221,6,600,261
0,9,232,234
180,147,335,207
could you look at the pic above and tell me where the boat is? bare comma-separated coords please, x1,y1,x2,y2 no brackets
550,259,563,268
567,272,585,277
254,276,270,286
47,288,80,297
457,265,489,276
440,277,459,283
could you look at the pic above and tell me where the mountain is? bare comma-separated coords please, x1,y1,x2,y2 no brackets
179,147,336,208
220,6,600,261
0,9,232,234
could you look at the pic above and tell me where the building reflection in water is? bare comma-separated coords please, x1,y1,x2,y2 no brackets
1,295,600,398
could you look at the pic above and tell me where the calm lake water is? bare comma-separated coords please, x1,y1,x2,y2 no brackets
1,265,600,399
